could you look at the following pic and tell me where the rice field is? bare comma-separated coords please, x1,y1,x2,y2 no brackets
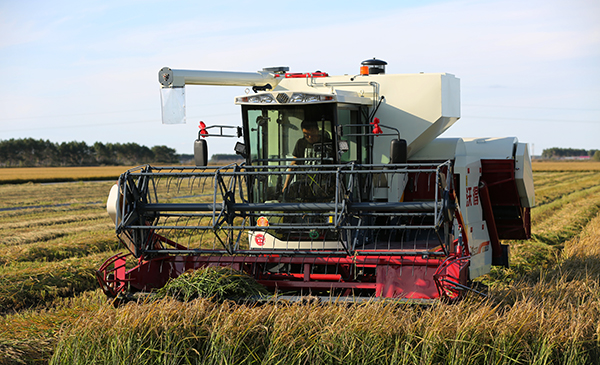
0,166,136,184
1,166,600,364
532,160,600,171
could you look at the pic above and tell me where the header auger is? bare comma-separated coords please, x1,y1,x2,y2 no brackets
98,59,534,302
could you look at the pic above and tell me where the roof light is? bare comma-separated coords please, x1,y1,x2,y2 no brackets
259,94,275,103
236,93,335,104
236,94,275,103
305,95,320,103
289,93,334,103
290,93,304,103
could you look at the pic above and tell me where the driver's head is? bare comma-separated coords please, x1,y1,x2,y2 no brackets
301,120,321,144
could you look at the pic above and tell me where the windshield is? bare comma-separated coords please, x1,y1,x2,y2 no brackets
242,104,335,203
241,103,371,204
245,104,336,165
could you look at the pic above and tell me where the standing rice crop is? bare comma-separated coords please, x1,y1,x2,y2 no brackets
50,288,600,364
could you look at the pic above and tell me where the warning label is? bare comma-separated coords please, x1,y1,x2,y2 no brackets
255,234,265,246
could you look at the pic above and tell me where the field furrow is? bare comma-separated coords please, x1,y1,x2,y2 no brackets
534,172,600,206
531,184,600,227
0,252,119,313
533,171,590,188
0,212,107,230
1,222,113,247
532,171,571,185
533,189,600,245
0,205,103,224
560,212,600,280
0,181,114,208
0,230,118,264
498,184,600,275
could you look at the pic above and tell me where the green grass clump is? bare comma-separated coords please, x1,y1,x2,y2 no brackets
155,266,269,302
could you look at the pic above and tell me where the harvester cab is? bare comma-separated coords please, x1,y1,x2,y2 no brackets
99,59,534,302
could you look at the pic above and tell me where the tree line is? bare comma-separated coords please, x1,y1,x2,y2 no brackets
541,147,600,160
209,154,244,164
3,138,598,167
0,138,181,167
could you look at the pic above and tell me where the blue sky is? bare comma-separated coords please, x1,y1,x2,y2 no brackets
1,0,599,157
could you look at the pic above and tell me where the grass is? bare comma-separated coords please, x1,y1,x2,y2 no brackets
1,169,600,364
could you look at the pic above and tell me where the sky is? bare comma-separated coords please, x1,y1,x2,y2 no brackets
1,0,599,157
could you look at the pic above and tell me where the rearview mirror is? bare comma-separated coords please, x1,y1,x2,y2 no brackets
194,138,208,166
234,142,247,158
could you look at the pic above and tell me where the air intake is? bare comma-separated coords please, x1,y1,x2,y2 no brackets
361,58,387,75
276,93,290,103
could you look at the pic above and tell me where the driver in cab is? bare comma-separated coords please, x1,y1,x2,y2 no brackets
282,120,331,193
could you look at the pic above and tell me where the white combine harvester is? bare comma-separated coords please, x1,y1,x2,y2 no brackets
99,59,534,301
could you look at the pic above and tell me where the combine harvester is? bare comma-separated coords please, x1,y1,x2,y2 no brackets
98,59,534,302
